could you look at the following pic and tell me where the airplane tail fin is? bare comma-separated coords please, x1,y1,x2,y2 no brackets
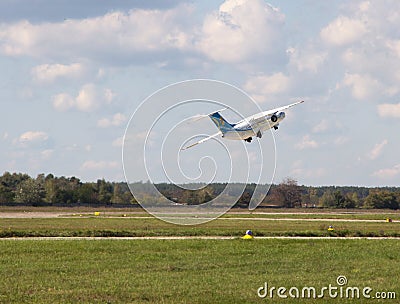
209,112,234,134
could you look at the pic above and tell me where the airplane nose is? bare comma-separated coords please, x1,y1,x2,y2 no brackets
279,112,285,119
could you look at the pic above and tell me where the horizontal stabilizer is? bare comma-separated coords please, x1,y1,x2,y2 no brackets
181,132,221,150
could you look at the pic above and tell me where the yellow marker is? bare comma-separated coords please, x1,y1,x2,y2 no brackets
327,225,334,231
94,212,100,216
242,229,254,239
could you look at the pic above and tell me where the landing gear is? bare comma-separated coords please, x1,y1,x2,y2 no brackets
256,130,262,138
245,137,252,143
274,125,279,130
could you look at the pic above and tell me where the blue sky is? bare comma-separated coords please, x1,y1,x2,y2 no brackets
1,0,400,186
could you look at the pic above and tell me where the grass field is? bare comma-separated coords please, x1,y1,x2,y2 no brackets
0,215,399,237
0,207,399,303
0,239,398,303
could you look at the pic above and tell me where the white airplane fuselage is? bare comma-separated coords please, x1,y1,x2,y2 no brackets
222,111,286,140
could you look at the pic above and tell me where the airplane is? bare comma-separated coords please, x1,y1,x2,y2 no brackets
181,100,304,150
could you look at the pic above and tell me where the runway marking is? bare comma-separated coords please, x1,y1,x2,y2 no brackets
220,218,397,223
0,212,397,223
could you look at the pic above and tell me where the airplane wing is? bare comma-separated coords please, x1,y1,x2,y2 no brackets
262,100,304,116
186,108,228,124
181,132,221,150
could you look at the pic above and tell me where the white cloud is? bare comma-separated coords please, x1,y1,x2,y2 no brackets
367,140,388,160
334,136,349,146
372,164,400,179
295,135,319,150
340,73,380,100
103,89,114,103
53,84,114,112
377,102,400,118
0,20,35,56
19,131,48,143
81,160,119,170
290,160,326,179
359,1,370,12
386,39,400,57
312,119,329,133
290,167,326,179
112,137,124,147
0,5,194,60
320,15,367,46
40,149,54,159
75,84,100,112
244,73,290,102
31,63,84,83
96,68,106,79
331,2,400,98
287,47,327,73
0,1,286,66
16,131,49,148
97,113,127,128
53,93,75,111
124,131,157,148
198,0,284,63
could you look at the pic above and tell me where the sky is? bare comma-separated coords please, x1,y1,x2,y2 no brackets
1,0,400,186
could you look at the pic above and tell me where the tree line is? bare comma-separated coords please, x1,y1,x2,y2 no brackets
0,172,135,206
0,172,399,209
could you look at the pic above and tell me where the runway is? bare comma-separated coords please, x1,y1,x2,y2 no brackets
0,212,397,223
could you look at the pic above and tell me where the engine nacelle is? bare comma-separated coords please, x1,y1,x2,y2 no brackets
271,112,285,123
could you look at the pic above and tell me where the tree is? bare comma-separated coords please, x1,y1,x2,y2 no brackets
77,183,97,204
364,191,399,209
319,190,335,208
44,176,57,204
1,172,29,193
333,190,355,208
275,177,302,208
111,183,125,204
97,179,112,204
14,178,44,205
53,176,75,204
0,184,13,203
349,192,361,207
319,190,355,208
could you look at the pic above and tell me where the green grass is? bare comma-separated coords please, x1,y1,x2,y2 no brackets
0,209,399,303
0,239,398,303
0,217,399,237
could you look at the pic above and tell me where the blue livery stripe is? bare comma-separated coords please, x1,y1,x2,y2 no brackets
209,112,234,134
